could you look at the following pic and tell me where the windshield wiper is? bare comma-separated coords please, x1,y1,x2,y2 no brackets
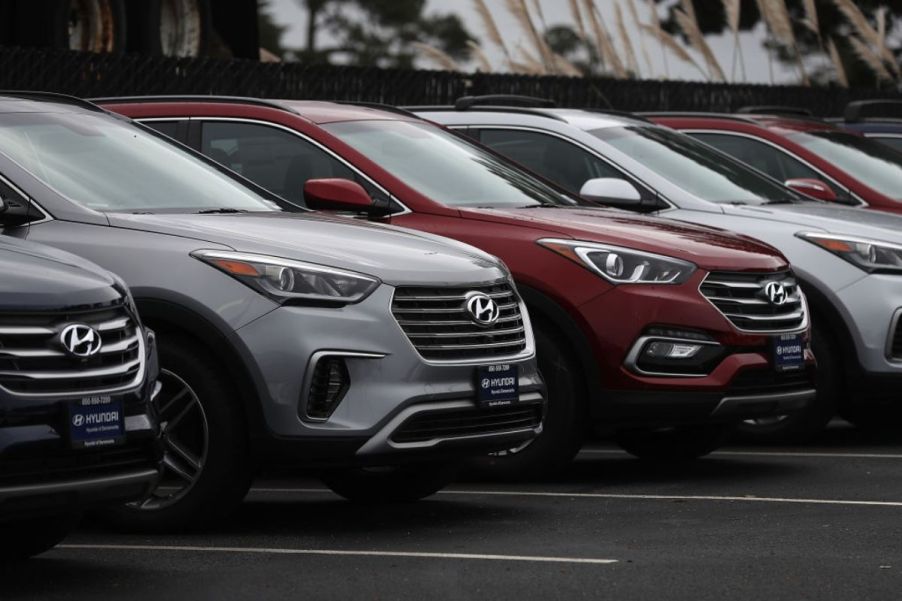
196,208,249,214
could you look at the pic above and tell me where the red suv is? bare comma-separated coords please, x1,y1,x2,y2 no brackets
648,110,902,214
100,97,815,477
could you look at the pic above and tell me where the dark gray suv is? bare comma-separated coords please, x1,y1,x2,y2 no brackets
0,93,544,531
0,235,160,560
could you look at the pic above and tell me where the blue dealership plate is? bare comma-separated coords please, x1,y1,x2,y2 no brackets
772,334,804,373
68,396,125,449
476,364,519,408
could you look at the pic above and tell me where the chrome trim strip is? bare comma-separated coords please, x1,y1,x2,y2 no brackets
711,388,816,416
0,357,141,380
723,311,804,322
0,326,55,335
97,317,130,331
393,302,518,314
99,333,141,353
407,326,525,339
357,392,545,454
623,335,721,378
0,348,64,358
395,291,514,302
414,339,530,351
397,315,522,327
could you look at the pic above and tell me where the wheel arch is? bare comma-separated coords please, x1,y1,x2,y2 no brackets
134,294,268,443
516,282,603,403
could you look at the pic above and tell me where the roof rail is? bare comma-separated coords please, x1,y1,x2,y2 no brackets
406,104,568,123
579,107,651,123
736,105,814,117
454,95,556,110
90,95,299,115
638,111,758,123
844,99,902,123
334,101,420,119
0,90,105,112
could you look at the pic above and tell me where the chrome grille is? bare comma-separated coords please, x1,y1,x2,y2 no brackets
700,271,806,332
0,301,144,396
392,282,529,361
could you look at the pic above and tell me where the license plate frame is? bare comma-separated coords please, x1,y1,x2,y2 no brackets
68,396,126,449
772,333,804,373
476,364,519,408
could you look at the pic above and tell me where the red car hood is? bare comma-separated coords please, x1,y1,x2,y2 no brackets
460,206,787,272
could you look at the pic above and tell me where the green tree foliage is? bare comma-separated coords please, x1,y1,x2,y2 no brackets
293,0,476,68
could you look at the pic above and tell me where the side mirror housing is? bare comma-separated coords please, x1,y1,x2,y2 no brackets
0,194,42,227
304,178,388,216
784,178,838,202
579,178,643,208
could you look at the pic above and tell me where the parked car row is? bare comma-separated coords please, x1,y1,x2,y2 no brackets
1,90,897,559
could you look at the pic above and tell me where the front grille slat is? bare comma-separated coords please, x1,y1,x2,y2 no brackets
392,282,529,361
391,404,542,444
701,271,806,333
0,301,144,396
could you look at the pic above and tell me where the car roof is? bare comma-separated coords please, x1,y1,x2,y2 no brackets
645,111,841,134
412,105,647,131
0,92,104,114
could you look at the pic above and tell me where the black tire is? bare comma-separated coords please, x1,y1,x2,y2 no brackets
103,335,252,532
616,424,734,461
735,322,839,444
13,0,126,53
0,514,79,561
125,0,210,56
466,323,586,480
321,462,460,503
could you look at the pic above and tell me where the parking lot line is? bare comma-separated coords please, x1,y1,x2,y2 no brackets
57,544,618,565
580,449,902,460
248,487,902,507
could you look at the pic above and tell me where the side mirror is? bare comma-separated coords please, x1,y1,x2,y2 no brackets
0,194,42,227
785,178,838,202
579,178,642,208
304,178,386,216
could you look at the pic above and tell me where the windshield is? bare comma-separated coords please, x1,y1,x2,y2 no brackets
591,126,803,205
0,111,284,213
323,120,577,208
788,131,902,200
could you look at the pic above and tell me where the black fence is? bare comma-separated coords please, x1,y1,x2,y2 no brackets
1,46,900,116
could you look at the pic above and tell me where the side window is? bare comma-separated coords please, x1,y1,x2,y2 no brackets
871,136,902,154
476,128,625,195
143,120,181,140
200,121,388,208
691,132,843,195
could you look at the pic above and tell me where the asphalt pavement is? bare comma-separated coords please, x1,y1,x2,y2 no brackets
5,421,902,600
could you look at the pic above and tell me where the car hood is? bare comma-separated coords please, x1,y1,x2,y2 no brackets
0,236,121,311
105,211,506,286
459,206,787,271
723,202,902,241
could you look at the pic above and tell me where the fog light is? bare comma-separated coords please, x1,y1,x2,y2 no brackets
644,341,703,359
306,357,349,420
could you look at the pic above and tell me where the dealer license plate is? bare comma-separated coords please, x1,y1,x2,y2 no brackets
68,396,125,449
476,364,519,408
772,334,804,373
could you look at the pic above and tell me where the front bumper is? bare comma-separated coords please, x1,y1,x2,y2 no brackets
573,271,815,427
235,285,545,467
835,274,902,377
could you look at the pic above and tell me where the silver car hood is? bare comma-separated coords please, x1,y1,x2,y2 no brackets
722,202,902,241
105,211,506,286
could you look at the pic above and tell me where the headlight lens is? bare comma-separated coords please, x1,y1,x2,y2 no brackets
797,232,902,274
192,250,380,305
538,238,696,284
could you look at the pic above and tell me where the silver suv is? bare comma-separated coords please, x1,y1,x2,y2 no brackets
417,98,902,441
0,93,544,531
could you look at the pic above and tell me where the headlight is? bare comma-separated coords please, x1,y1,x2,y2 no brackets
538,238,696,284
797,232,902,274
192,250,380,305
